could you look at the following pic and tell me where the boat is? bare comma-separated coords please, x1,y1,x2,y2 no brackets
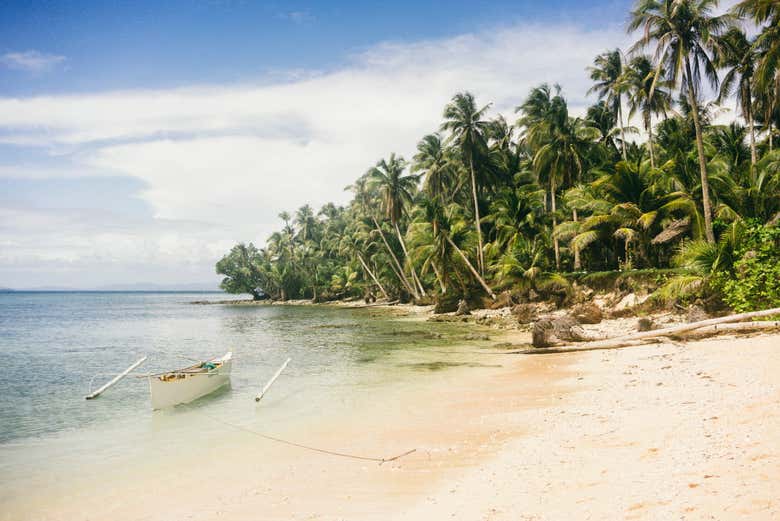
148,352,232,410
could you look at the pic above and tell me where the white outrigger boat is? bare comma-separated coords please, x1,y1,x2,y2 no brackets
86,352,289,409
148,352,232,410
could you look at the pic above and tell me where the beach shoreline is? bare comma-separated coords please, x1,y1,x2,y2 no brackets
6,306,779,520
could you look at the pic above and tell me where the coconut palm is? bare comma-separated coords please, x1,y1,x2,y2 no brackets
294,204,319,244
624,55,673,168
441,92,492,275
412,133,458,202
734,0,780,90
588,49,630,160
629,0,733,244
518,84,601,269
347,175,418,298
367,153,426,297
716,27,760,164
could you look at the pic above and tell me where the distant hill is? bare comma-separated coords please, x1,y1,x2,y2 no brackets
93,282,220,292
4,283,220,292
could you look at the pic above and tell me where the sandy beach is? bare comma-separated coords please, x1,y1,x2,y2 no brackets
8,313,778,521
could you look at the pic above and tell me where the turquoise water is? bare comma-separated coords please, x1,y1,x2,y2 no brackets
0,292,480,443
0,291,488,516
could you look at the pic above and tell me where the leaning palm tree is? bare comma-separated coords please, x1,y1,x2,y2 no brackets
716,27,759,165
441,92,492,275
588,49,630,160
624,55,673,168
629,0,732,244
347,175,418,298
367,153,426,297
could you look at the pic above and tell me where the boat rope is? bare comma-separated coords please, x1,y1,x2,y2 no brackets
181,403,416,465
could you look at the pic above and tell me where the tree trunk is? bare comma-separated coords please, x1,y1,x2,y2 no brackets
394,222,426,297
523,307,780,353
446,235,496,299
468,155,485,275
618,98,628,161
746,85,757,166
685,58,716,244
372,217,418,298
357,253,389,300
572,208,581,270
550,180,560,271
431,262,447,293
647,111,655,169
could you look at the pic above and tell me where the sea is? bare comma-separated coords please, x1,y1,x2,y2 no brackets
0,291,484,519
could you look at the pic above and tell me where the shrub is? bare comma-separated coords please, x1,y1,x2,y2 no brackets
715,224,780,312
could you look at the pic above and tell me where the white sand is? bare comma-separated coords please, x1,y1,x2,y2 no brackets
401,332,780,520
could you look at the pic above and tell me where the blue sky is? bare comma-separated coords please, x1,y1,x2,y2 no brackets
0,0,638,289
1,1,633,95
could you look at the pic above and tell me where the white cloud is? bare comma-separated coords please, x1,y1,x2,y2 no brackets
1,50,67,73
0,22,631,286
278,10,315,24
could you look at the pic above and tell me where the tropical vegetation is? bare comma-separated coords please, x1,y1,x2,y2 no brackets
217,0,780,312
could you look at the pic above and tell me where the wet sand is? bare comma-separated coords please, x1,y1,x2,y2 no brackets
6,329,780,520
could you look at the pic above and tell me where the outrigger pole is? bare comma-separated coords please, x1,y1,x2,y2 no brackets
255,358,291,402
85,356,148,400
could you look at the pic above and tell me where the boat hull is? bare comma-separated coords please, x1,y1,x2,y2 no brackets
149,353,232,410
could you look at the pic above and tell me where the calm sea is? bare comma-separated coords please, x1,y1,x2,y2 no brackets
0,291,483,517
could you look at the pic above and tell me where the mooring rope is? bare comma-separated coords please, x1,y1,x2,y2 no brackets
181,403,416,465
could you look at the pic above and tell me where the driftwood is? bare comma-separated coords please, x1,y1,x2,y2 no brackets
521,307,780,354
531,316,600,347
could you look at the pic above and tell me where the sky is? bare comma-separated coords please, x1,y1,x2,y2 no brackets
0,0,708,289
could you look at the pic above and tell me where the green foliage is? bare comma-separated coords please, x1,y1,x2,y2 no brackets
214,5,780,309
716,224,780,311
215,243,266,300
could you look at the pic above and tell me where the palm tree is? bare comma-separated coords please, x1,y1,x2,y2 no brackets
412,133,458,202
368,153,426,297
589,49,630,160
518,84,601,270
735,0,780,91
629,0,732,244
716,27,759,165
347,175,418,298
624,55,673,168
294,204,318,243
441,92,492,275
586,101,623,156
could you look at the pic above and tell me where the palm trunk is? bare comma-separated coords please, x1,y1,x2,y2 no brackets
357,253,389,300
746,85,757,166
647,111,656,169
685,59,716,244
550,180,561,271
431,262,447,293
372,217,418,298
572,208,581,270
624,239,630,268
618,98,628,161
445,235,495,299
394,222,426,297
468,155,485,275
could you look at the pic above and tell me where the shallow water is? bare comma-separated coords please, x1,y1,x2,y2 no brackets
0,292,486,515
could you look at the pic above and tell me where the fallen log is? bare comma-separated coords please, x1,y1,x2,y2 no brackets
519,307,780,354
